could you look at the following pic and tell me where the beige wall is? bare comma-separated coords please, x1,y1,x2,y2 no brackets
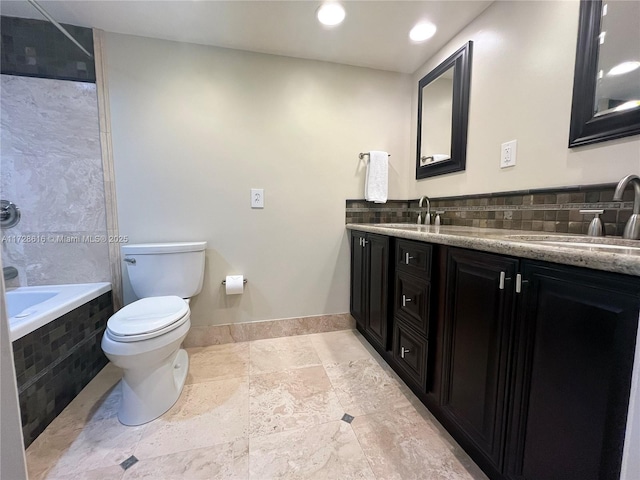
409,0,640,199
104,32,411,326
105,0,640,328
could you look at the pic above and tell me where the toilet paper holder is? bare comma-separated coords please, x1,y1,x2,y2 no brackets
221,278,248,285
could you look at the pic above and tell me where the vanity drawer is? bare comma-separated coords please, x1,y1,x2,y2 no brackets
396,240,432,279
395,271,430,336
393,322,428,391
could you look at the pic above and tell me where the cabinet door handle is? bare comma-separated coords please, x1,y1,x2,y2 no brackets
499,271,512,290
401,346,410,358
362,239,368,247
515,273,529,293
402,294,412,307
405,252,414,264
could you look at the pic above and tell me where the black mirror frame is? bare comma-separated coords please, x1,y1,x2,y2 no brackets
569,0,640,147
416,41,473,180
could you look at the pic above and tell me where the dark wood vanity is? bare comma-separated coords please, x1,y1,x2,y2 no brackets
349,227,640,480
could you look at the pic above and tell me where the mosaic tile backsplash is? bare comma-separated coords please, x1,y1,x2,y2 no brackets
1,16,95,82
346,184,635,237
12,291,113,448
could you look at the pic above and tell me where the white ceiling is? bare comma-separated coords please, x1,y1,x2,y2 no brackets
0,0,493,74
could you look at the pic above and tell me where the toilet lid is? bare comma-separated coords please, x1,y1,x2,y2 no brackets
107,296,189,338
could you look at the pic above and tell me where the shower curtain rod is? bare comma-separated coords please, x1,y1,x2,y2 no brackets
27,0,93,59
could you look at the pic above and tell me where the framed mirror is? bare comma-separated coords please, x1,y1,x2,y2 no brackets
569,0,640,147
416,41,472,179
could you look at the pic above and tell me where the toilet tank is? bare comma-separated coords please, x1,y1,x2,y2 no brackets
122,242,207,299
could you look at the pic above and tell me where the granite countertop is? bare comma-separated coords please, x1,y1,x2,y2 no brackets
346,223,640,277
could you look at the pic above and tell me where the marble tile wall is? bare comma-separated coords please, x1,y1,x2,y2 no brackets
0,74,110,286
93,29,122,310
347,183,635,236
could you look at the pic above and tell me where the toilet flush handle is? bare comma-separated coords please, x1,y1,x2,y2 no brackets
123,257,136,265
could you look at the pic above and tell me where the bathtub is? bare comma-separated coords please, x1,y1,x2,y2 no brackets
8,282,114,447
6,282,111,341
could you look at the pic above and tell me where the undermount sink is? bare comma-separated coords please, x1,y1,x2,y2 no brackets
506,235,640,252
378,224,469,231
379,224,428,229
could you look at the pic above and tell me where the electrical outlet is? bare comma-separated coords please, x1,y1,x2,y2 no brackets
500,140,517,168
251,188,264,208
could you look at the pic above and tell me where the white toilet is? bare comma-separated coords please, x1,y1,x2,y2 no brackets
101,241,207,426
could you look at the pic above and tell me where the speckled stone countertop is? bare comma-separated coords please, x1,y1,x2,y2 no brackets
346,223,640,277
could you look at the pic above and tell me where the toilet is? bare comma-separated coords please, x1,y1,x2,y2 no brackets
101,241,207,426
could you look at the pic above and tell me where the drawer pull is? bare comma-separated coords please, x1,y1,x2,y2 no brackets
401,346,410,358
402,295,412,307
405,252,414,264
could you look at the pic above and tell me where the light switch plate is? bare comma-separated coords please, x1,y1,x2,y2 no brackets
500,140,517,168
251,188,264,208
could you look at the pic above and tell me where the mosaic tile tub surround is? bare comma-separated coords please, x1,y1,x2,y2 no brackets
12,291,114,448
346,183,635,237
1,16,95,82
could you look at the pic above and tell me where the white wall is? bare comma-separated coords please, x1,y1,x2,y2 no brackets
409,0,640,199
104,33,411,326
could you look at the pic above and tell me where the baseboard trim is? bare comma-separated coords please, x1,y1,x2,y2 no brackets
183,313,355,347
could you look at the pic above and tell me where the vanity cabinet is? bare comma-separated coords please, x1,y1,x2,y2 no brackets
504,262,640,480
349,231,640,480
440,248,518,472
350,231,392,350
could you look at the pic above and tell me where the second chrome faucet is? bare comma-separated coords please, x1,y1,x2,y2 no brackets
613,174,640,240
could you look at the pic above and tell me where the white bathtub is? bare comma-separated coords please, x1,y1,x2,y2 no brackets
5,283,112,341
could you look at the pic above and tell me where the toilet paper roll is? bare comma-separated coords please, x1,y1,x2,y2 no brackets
225,275,244,295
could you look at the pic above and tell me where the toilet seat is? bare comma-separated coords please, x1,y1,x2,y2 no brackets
106,296,190,343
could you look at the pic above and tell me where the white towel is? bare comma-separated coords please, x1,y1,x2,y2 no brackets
365,150,388,203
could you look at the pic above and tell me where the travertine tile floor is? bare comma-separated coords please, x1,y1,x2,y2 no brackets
26,329,488,480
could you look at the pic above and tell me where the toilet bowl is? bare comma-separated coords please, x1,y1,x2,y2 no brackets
102,296,191,425
101,241,206,426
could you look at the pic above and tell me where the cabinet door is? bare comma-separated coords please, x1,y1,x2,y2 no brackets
441,248,518,469
366,234,390,349
350,231,366,329
505,262,640,480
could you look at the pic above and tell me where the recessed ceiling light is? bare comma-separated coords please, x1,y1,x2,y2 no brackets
409,22,437,43
317,3,346,27
608,61,640,76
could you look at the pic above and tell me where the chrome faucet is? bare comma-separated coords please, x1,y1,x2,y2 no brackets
418,196,431,225
613,174,640,240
